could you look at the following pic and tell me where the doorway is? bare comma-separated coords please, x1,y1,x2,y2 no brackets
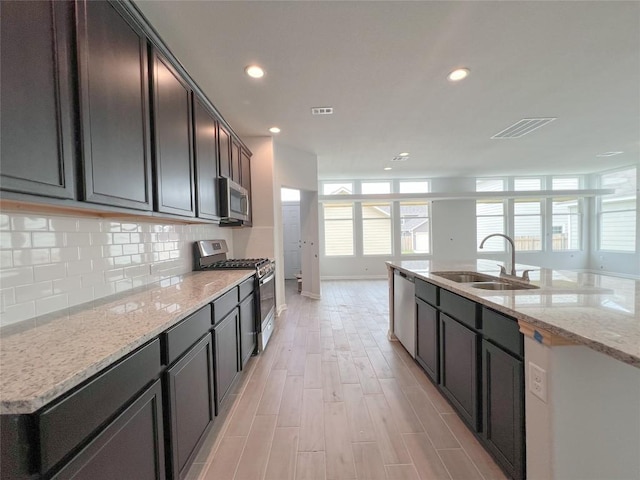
281,188,301,280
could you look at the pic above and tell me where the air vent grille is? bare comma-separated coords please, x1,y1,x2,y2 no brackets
311,107,333,115
391,156,409,162
491,118,556,139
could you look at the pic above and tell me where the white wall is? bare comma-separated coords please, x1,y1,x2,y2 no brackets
0,209,233,327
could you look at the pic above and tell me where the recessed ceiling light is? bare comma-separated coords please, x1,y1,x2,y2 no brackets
447,68,470,82
399,152,409,157
384,167,392,171
245,65,264,78
269,127,281,134
596,151,624,157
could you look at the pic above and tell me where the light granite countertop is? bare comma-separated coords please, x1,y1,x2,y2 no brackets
0,270,254,415
387,260,640,368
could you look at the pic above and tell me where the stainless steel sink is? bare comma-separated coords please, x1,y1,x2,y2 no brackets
432,271,496,283
432,271,539,291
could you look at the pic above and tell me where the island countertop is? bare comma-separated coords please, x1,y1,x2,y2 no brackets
387,260,640,368
0,270,254,415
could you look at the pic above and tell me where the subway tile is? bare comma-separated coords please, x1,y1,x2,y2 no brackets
53,276,82,294
15,281,53,302
158,251,170,261
169,250,180,259
131,276,149,288
102,245,123,257
124,265,149,278
114,278,133,293
34,263,67,282
68,286,95,307
32,232,64,248
93,282,116,299
122,244,139,255
50,247,79,262
2,302,36,325
113,255,132,266
101,221,122,233
121,223,140,233
36,294,68,316
78,246,103,260
104,268,125,283
13,249,50,266
113,233,130,244
77,218,101,232
81,272,105,288
0,232,31,249
91,257,114,271
65,232,92,247
0,214,10,231
0,250,13,268
11,215,48,231
48,217,78,232
66,260,93,276
129,233,141,243
0,266,34,288
0,287,16,312
91,232,113,246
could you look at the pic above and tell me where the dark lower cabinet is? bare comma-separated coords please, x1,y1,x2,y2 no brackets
0,0,76,199
76,0,153,210
416,298,439,383
482,340,525,480
239,293,256,368
151,49,195,217
51,380,165,480
213,308,240,411
166,335,214,480
439,313,479,431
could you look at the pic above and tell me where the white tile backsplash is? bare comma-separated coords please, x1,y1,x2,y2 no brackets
0,210,233,326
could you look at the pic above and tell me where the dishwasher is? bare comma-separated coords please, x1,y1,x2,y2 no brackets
393,270,416,357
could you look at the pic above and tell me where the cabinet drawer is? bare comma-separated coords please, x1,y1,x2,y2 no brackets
439,290,479,329
482,308,523,357
213,288,239,324
415,278,437,305
39,339,162,473
239,277,255,301
163,305,211,365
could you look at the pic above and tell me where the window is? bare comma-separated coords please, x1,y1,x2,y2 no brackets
323,203,354,256
477,201,505,251
281,188,300,202
514,178,541,191
514,200,542,251
323,182,352,195
553,177,580,190
476,178,505,192
400,202,430,254
362,202,392,255
552,198,581,250
399,180,429,193
598,167,637,252
361,182,391,194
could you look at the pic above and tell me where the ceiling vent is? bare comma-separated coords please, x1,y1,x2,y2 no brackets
491,118,556,139
391,155,409,162
311,107,333,115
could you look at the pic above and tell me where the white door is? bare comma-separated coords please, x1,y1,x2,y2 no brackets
282,203,301,279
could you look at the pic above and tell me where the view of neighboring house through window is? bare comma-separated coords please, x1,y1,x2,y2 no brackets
323,182,354,256
552,177,581,251
598,167,637,252
400,202,429,254
513,178,542,251
476,178,506,251
362,202,392,255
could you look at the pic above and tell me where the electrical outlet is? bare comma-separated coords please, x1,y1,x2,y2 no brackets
529,362,547,402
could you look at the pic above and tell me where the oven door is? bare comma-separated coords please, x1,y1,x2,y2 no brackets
258,271,275,350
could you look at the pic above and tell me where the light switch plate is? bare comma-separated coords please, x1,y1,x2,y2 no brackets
529,362,547,402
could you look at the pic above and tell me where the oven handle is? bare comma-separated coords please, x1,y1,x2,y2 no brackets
259,272,275,286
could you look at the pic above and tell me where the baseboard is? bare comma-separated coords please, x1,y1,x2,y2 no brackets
320,275,388,280
276,304,287,316
301,291,321,300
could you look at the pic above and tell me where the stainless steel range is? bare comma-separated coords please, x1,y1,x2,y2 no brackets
194,240,275,352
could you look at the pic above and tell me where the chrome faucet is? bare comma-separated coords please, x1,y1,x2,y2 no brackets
479,233,532,282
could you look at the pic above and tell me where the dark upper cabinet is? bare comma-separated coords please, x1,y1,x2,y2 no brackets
416,298,439,383
76,0,153,210
218,125,232,179
0,0,76,199
193,97,220,220
240,149,253,226
440,313,480,431
166,335,215,480
482,340,525,480
230,140,241,184
151,50,196,217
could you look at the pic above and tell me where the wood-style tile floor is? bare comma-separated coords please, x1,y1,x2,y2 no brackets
186,280,507,480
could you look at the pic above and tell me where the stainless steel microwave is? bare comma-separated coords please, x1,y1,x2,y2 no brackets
218,177,249,224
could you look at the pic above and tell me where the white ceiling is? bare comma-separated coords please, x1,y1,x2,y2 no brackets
135,0,640,180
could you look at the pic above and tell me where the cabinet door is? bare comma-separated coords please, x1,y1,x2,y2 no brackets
193,97,220,220
218,125,231,178
231,140,241,184
416,298,438,383
1,0,76,199
482,340,525,480
166,335,215,479
239,293,256,368
77,0,153,210
440,314,479,430
240,150,253,226
151,50,195,217
213,308,240,410
51,380,165,480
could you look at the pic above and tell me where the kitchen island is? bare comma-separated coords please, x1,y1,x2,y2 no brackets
387,260,640,480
